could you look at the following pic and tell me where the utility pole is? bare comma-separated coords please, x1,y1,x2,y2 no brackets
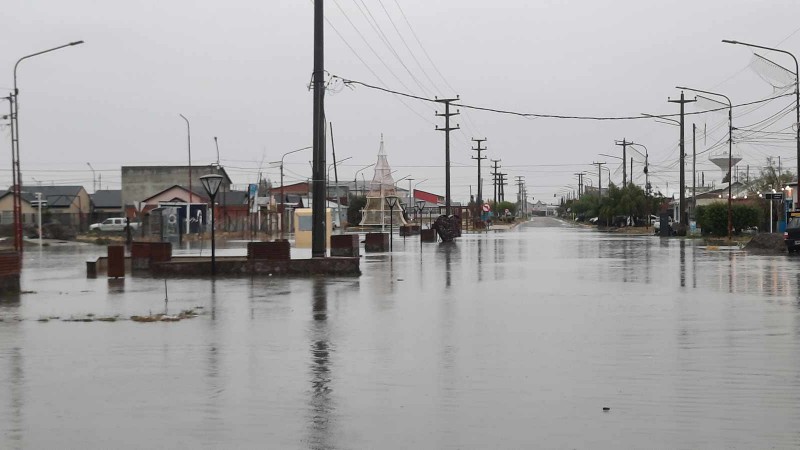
436,97,459,216
498,173,507,202
592,162,606,197
471,138,487,206
515,176,524,213
668,91,696,227
491,159,501,204
615,139,632,187
574,173,584,199
692,123,697,220
311,0,327,257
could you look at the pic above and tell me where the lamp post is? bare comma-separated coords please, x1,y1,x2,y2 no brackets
353,163,375,197
35,192,42,246
273,146,312,239
200,174,224,276
723,39,799,211
327,156,352,231
87,162,96,193
676,86,733,239
11,40,84,254
629,143,650,224
178,114,193,236
415,200,425,253
385,196,398,252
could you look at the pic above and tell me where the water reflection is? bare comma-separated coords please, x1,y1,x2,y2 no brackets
680,240,686,288
6,346,23,447
308,277,334,449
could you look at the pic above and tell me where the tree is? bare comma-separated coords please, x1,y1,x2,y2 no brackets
347,196,366,227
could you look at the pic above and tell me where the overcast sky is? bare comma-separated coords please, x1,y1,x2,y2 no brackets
3,0,800,202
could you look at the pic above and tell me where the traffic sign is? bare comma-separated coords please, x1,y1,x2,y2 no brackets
766,192,784,200
482,203,491,212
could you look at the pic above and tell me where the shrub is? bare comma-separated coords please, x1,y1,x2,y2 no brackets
697,203,760,236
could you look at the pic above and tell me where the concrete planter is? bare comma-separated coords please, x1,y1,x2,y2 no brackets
420,229,437,242
331,234,360,257
248,241,290,261
364,233,389,252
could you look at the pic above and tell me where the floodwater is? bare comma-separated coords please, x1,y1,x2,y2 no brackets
2,217,800,449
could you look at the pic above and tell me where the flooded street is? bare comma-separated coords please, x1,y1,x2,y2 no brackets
2,217,800,449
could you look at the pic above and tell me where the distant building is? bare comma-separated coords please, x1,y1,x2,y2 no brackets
121,165,232,213
90,190,122,222
0,185,91,230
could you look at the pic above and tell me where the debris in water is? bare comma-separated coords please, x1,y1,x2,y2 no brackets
602,407,611,412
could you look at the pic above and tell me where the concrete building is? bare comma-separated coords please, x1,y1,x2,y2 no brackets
121,165,232,212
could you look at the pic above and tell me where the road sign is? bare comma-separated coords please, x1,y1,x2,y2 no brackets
482,203,491,212
766,193,784,200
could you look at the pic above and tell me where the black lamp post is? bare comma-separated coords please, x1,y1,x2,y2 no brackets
200,174,224,275
415,200,425,253
385,196,398,252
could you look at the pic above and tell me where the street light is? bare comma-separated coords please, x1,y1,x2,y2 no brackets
178,114,193,236
10,40,84,253
676,86,733,239
273,146,312,239
415,200,425,253
628,143,652,225
723,39,799,211
87,162,96,193
327,156,352,232
200,174,224,276
353,163,375,197
385,196,398,252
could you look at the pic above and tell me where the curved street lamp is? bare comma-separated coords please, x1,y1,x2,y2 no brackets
724,39,799,211
200,174,224,276
11,40,84,253
353,163,375,197
274,146,312,239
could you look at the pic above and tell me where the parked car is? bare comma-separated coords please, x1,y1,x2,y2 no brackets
784,217,800,253
89,217,139,232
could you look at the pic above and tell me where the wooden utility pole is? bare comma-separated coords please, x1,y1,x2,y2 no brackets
436,98,459,215
615,139,632,187
471,138,487,206
311,0,327,257
592,162,606,197
668,91,696,227
491,159,501,204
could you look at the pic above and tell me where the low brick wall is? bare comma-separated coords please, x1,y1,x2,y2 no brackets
152,256,360,276
365,233,389,252
0,251,20,294
330,234,360,257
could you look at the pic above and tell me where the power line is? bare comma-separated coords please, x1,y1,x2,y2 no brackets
334,76,794,121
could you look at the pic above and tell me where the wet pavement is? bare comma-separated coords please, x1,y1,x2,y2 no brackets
2,216,800,449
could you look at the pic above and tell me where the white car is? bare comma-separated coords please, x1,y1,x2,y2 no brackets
89,217,139,232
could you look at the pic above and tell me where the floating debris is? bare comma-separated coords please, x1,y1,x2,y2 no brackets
602,407,611,412
130,307,203,323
